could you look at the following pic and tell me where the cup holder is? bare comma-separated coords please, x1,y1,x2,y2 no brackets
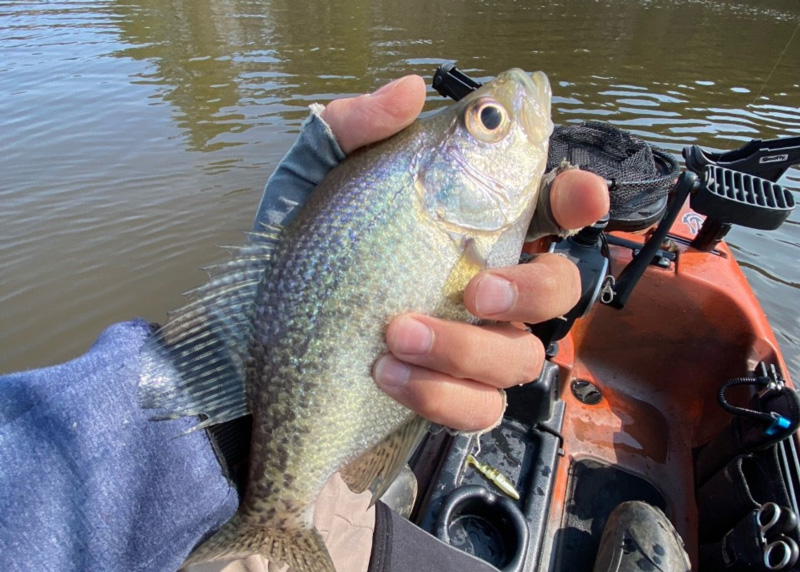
435,485,529,572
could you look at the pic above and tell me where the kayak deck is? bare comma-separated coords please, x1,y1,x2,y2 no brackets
411,200,796,571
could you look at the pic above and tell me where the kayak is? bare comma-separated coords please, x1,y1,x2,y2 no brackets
408,66,800,572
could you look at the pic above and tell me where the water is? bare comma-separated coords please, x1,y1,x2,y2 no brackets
2,0,799,375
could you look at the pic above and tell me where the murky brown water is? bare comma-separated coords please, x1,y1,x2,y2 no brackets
2,0,799,375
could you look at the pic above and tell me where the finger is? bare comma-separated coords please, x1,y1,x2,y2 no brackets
464,254,581,323
320,75,426,154
373,355,505,431
384,314,544,388
549,169,609,230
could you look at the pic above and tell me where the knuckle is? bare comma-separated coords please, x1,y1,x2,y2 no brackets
563,264,581,306
516,337,544,384
376,99,407,124
320,98,347,124
428,321,479,377
443,338,480,376
409,387,444,421
537,266,560,294
556,252,581,282
540,254,581,307
471,393,504,431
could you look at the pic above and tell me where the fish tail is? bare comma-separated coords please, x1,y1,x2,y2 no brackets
184,514,336,572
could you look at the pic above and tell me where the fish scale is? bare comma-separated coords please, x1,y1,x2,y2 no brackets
249,156,437,486
139,68,553,571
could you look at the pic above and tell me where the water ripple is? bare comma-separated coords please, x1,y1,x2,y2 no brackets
2,0,799,376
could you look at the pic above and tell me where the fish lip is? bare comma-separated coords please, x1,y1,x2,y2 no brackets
503,67,539,93
495,68,553,145
490,68,540,100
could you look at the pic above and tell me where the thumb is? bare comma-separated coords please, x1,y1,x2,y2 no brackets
549,168,609,230
321,75,426,154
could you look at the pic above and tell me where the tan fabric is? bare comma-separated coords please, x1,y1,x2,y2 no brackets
183,473,375,572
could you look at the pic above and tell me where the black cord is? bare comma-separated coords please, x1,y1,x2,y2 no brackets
600,232,612,277
717,376,777,423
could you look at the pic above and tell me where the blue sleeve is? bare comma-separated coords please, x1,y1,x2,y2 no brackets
0,319,239,572
0,109,347,572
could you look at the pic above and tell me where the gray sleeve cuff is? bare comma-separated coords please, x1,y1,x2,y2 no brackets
526,161,582,242
252,104,346,230
368,503,499,572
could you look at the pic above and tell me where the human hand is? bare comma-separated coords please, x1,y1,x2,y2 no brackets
321,74,609,433
373,170,608,431
320,75,427,154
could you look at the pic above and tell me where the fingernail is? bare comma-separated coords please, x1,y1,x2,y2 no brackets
391,316,432,355
374,355,410,390
371,76,404,96
474,274,515,316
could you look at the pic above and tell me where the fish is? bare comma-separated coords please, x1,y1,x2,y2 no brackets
138,68,553,572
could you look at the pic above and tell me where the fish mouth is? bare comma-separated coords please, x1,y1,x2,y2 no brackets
503,68,540,93
494,68,553,144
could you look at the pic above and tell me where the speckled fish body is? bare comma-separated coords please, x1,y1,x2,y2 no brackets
139,69,553,571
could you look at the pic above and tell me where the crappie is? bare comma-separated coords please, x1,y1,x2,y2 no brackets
139,68,553,572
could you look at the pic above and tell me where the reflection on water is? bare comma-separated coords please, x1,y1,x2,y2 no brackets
1,0,799,374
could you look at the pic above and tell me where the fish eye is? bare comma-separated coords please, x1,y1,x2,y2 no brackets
464,98,510,143
480,105,503,130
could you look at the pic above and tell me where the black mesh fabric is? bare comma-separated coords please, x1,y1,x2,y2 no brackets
546,121,680,220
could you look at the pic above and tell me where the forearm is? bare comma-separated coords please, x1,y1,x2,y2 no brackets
0,109,347,572
0,319,238,572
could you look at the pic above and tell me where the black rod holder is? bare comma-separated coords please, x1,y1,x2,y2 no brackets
609,171,699,309
432,63,482,101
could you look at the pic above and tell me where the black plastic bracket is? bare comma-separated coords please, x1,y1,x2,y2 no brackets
689,165,795,251
412,361,565,571
683,136,800,183
604,234,677,269
432,63,482,101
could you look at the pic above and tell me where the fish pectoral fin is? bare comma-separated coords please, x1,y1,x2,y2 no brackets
139,227,282,429
340,415,430,505
442,238,486,304
184,514,335,572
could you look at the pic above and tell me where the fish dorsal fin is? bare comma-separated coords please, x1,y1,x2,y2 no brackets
340,416,430,505
138,227,281,429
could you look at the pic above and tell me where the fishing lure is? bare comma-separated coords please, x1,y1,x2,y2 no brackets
466,454,520,500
